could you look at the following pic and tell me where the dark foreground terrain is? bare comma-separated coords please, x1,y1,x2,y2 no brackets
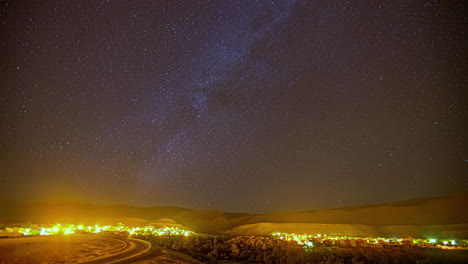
136,233,468,264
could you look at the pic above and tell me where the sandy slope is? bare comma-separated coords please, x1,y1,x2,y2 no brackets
229,222,468,239
237,193,468,227
1,193,467,237
0,235,129,264
133,247,204,264
228,194,468,238
229,222,380,237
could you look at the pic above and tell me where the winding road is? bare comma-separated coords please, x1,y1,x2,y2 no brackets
80,237,152,264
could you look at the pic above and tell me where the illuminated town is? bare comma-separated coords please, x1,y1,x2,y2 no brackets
0,223,193,237
1,0,467,263
1,223,465,252
271,232,466,251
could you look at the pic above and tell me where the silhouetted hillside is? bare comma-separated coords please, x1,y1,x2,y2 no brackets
241,193,468,226
1,193,467,237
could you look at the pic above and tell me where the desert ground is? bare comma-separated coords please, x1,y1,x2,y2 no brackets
0,235,134,264
0,235,203,264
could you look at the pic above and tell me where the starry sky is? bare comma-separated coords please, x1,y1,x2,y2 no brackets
1,0,467,213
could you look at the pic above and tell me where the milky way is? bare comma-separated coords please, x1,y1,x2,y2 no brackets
1,0,467,212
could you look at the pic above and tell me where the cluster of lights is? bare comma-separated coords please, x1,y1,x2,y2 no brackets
271,232,465,250
3,223,193,237
126,226,193,236
271,232,315,248
3,224,466,252
425,238,461,250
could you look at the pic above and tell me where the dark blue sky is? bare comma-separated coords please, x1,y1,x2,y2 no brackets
1,0,467,213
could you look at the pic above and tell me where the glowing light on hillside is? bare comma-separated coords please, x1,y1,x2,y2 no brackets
271,232,314,247
3,223,195,238
270,232,467,251
3,224,466,252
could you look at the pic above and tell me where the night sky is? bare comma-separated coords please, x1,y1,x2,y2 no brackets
1,0,467,213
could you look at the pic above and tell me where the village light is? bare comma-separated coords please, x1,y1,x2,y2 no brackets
64,227,74,235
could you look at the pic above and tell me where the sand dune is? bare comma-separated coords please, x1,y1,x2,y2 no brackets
1,193,467,238
229,222,380,237
240,193,468,226
228,193,468,238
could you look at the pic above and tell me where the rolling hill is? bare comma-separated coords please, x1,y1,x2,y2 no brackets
1,193,467,238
